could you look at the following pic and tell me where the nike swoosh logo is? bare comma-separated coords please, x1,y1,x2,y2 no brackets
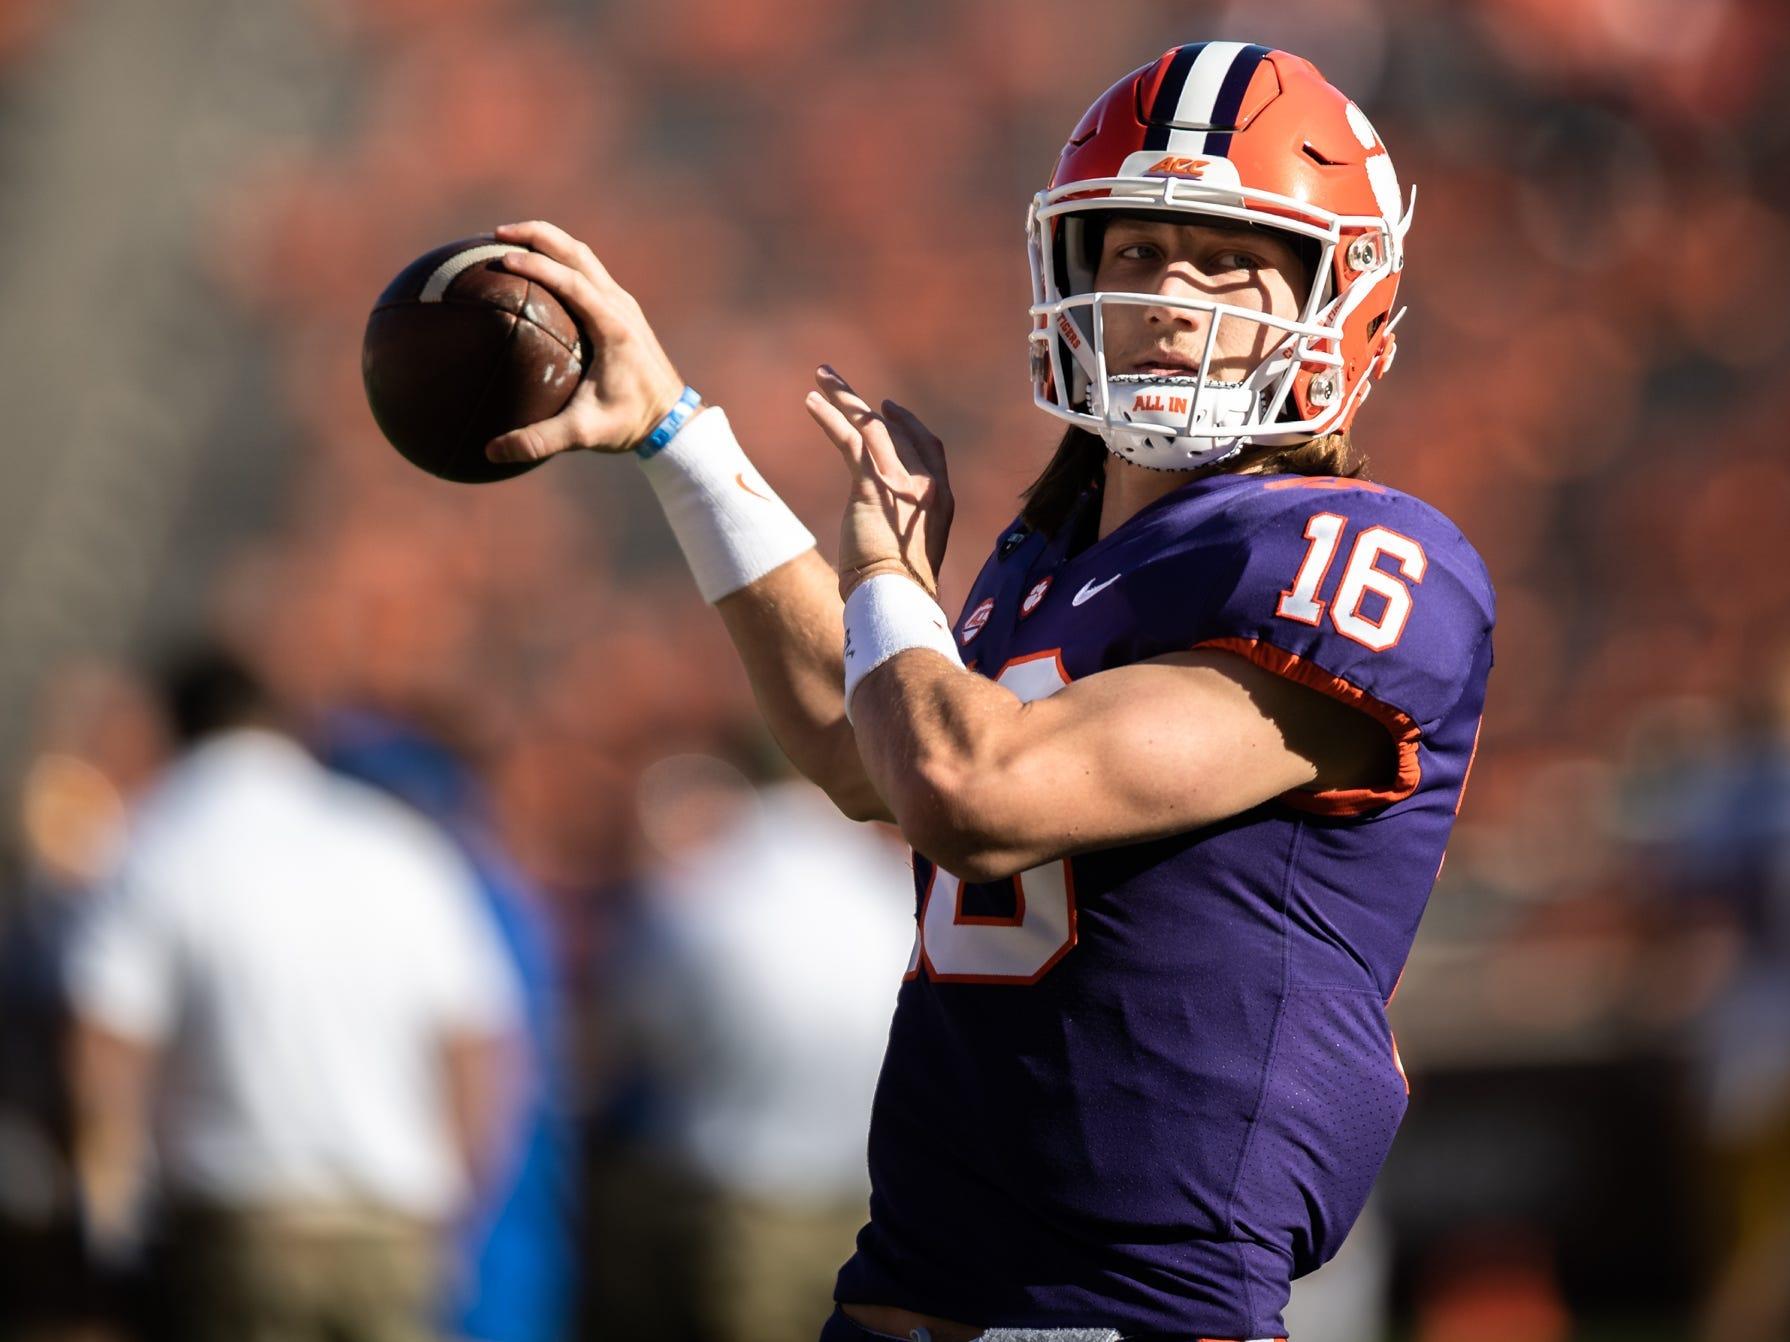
735,472,773,502
1072,575,1122,606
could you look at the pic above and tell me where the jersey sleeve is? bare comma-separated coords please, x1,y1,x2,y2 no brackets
397,826,523,1037
65,847,183,1041
1141,480,1495,816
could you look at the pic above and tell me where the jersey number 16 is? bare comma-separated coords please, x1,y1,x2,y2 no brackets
1277,513,1427,652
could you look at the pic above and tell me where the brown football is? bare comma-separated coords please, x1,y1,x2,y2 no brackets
361,236,586,483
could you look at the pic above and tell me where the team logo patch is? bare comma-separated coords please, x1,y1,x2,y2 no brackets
1020,576,1052,618
960,597,996,645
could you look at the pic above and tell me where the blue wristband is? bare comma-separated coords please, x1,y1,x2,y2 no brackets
635,385,703,459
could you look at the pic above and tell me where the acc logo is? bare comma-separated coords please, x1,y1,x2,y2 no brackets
1020,576,1052,619
1144,155,1215,178
960,597,996,646
1118,150,1243,190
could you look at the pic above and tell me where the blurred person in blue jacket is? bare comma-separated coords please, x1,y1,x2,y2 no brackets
322,709,577,1342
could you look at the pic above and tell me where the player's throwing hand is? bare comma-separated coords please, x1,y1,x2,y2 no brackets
483,220,688,464
805,366,953,600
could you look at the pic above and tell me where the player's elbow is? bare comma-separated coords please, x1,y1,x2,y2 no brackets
825,774,894,824
894,755,1037,884
933,842,1034,886
787,726,894,824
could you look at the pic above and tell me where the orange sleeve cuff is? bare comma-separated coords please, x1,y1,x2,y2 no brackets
1196,636,1422,817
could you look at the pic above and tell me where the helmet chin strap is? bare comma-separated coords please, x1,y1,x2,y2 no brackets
1095,345,1297,471
1054,291,1309,471
1101,374,1253,470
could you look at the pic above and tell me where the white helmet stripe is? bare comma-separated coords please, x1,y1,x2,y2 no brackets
1142,43,1204,150
1203,45,1272,156
1171,41,1251,128
1148,42,1270,155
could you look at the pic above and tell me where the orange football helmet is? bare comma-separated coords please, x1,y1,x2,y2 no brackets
1028,42,1414,469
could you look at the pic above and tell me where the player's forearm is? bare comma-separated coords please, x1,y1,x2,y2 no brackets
852,653,1045,879
860,647,1393,881
442,1031,524,1206
67,1021,153,1244
716,551,891,820
69,1113,142,1235
852,651,1251,880
841,573,1050,874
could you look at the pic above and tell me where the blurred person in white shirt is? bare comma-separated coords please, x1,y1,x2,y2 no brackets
587,751,914,1342
63,645,523,1342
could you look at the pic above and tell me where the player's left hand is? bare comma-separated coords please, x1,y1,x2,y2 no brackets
805,365,953,600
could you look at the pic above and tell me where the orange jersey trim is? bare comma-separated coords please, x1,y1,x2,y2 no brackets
1262,474,1385,492
1196,635,1421,816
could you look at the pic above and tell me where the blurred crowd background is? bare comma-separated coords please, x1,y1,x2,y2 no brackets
0,0,1787,1340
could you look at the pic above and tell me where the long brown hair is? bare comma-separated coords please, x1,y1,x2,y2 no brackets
1019,425,1368,536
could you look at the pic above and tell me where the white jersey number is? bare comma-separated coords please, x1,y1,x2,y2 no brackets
1278,513,1427,652
906,650,1077,985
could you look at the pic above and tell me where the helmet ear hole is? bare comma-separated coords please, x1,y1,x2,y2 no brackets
1059,214,1101,296
1079,215,1108,279
1288,233,1323,298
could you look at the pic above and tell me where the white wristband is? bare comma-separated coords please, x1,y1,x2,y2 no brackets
636,406,817,603
843,573,964,722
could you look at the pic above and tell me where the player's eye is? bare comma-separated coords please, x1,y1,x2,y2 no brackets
1110,241,1161,263
1210,250,1264,273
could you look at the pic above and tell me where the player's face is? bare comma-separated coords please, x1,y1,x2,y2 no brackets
1093,217,1310,384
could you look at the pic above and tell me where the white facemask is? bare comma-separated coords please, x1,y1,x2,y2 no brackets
1026,171,1411,471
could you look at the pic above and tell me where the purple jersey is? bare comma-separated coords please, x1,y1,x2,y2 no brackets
834,471,1494,1339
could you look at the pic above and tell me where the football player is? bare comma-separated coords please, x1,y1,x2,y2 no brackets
485,41,1493,1342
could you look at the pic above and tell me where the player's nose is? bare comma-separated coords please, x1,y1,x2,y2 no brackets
1142,269,1212,331
1143,261,1222,325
